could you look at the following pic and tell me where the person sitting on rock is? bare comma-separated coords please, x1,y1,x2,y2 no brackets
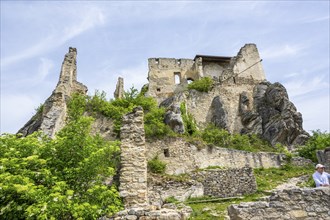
312,164,330,187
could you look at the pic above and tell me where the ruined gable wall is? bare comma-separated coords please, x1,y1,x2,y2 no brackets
232,43,265,81
147,58,197,103
145,138,283,175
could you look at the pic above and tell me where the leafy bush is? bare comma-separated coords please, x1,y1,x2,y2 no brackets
180,102,198,135
147,156,166,174
85,88,171,138
0,95,123,219
297,130,330,162
201,124,275,152
187,77,213,92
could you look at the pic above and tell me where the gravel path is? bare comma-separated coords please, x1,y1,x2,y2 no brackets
271,175,309,191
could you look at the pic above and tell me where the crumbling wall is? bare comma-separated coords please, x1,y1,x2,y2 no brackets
228,188,330,220
147,58,196,103
114,77,124,99
17,47,87,138
119,107,148,208
146,138,283,175
192,167,257,198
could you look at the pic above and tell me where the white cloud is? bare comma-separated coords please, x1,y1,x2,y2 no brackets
260,44,306,60
0,94,39,134
284,75,329,98
38,58,54,81
1,6,106,68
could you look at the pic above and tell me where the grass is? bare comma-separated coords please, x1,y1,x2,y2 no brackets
186,164,313,220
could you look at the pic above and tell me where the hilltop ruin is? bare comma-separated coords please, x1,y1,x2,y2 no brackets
16,44,328,220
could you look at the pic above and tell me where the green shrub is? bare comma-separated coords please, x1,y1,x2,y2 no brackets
201,124,231,148
147,156,166,174
201,124,275,152
297,130,330,162
180,102,198,136
187,77,213,92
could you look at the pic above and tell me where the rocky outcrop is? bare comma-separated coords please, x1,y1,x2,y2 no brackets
210,96,228,130
164,104,185,134
316,147,330,169
228,187,330,220
240,81,310,146
17,47,87,138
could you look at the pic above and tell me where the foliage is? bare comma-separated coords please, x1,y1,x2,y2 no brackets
187,77,213,92
147,156,166,174
297,130,330,162
164,196,179,204
84,88,171,138
254,164,312,191
180,102,198,136
201,124,275,152
0,96,123,219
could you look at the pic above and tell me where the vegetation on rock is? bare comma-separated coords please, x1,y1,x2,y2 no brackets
297,130,330,162
187,77,213,92
0,97,123,219
147,155,167,174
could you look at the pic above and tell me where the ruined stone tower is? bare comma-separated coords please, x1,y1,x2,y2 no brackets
119,107,148,208
17,47,87,138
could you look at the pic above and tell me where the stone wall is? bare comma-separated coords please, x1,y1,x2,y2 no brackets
228,187,330,220
192,167,257,198
119,107,148,208
146,138,283,175
114,77,124,99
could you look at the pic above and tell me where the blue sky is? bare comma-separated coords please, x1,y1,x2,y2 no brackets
1,1,329,134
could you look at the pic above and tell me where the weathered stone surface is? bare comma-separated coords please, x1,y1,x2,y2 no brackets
190,167,257,198
119,107,148,208
210,96,228,130
114,77,124,99
17,47,87,138
103,205,192,220
89,113,117,141
146,137,285,175
316,147,330,169
228,188,330,220
164,105,185,134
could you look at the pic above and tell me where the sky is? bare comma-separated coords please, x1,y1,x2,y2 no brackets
1,1,329,134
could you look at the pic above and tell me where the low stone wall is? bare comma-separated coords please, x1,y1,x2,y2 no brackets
146,138,283,175
193,167,257,198
148,167,256,204
228,187,330,220
102,205,192,220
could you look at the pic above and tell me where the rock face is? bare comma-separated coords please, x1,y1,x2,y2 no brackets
228,188,330,220
164,104,185,134
119,107,148,208
317,147,330,169
240,82,310,146
17,47,87,138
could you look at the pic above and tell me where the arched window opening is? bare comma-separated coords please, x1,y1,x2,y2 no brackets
174,72,181,84
187,78,194,84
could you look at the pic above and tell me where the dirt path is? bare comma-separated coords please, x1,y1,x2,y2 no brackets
271,175,309,191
